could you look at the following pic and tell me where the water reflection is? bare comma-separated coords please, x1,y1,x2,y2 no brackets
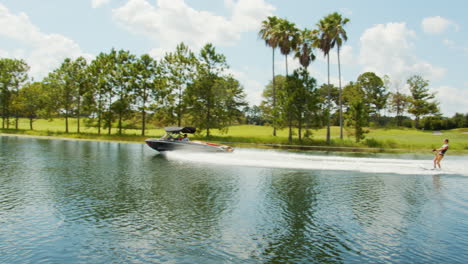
256,171,348,263
0,136,467,263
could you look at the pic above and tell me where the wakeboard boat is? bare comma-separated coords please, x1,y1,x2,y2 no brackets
145,127,234,153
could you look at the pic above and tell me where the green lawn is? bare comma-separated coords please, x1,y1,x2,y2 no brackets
1,118,467,153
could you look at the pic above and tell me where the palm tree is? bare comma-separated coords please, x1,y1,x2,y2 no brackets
328,12,350,140
294,29,317,69
293,29,317,142
277,19,300,76
275,19,299,143
259,16,281,136
316,16,334,144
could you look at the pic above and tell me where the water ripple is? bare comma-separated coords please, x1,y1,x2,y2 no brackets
1,137,467,263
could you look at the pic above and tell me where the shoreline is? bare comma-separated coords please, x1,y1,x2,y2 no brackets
3,132,465,155
0,133,143,145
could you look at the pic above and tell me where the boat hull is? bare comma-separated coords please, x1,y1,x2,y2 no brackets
145,139,232,153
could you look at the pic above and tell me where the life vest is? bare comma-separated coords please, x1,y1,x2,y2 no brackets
440,144,449,154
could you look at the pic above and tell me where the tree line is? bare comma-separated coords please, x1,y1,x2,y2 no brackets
0,43,246,136
252,70,467,142
1,13,466,143
257,13,466,143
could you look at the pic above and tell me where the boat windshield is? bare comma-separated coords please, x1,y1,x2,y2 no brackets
160,133,172,140
160,132,188,141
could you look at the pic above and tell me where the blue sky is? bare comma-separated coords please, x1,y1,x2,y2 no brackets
1,0,467,116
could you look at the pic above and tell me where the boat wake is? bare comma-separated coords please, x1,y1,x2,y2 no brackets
163,149,468,176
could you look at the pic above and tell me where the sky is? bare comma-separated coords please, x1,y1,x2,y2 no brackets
1,0,467,116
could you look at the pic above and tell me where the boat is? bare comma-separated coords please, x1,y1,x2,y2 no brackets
145,127,234,153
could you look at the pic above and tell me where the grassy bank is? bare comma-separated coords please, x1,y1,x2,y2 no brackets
1,118,468,154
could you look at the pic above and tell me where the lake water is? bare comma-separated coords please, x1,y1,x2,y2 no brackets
1,136,467,263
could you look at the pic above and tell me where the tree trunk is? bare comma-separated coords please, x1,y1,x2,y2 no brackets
65,116,69,133
141,87,147,136
206,102,210,137
326,54,331,144
107,97,112,135
97,96,102,135
2,99,9,128
5,101,10,128
397,108,401,127
2,103,5,128
272,48,276,137
15,116,18,130
98,114,101,135
118,112,122,135
337,46,343,140
108,116,111,135
29,117,33,130
118,91,123,135
77,96,81,133
65,89,69,133
298,117,302,142
65,113,69,134
286,53,291,142
206,111,210,137
178,86,182,127
396,96,403,127
141,110,146,136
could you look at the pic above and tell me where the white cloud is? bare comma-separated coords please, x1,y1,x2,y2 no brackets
229,0,275,31
432,85,468,115
112,0,275,51
421,16,459,35
443,39,468,56
91,0,111,8
358,22,446,84
0,4,92,79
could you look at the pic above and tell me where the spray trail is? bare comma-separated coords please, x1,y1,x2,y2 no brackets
164,149,468,176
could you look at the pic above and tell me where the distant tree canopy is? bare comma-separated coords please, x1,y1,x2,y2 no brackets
1,40,465,142
406,75,439,129
258,70,457,143
342,82,369,142
0,43,247,136
0,58,29,129
185,44,246,136
356,72,389,118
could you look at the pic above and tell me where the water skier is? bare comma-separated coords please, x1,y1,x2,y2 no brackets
433,139,449,169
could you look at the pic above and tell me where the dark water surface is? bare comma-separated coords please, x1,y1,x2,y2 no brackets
1,136,467,263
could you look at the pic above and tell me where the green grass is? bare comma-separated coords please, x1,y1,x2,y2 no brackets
364,127,468,152
1,118,468,154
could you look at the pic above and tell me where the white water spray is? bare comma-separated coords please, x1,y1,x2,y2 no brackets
164,149,468,176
